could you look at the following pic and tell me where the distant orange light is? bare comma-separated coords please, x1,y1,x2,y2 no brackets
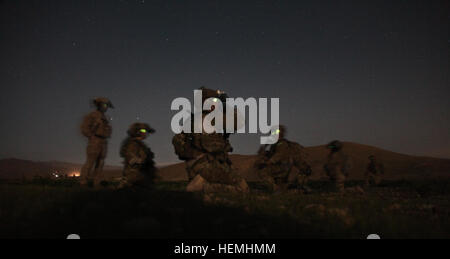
69,172,81,178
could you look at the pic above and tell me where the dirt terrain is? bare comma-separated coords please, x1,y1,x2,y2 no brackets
1,141,449,239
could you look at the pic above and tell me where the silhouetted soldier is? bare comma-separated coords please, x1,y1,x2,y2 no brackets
172,87,249,194
255,125,312,193
365,155,384,187
80,97,113,185
119,123,156,188
324,140,352,192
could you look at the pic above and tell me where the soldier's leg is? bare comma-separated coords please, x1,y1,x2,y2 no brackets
186,174,208,192
366,174,377,187
228,170,250,193
201,161,249,194
81,143,99,184
212,160,237,185
297,174,311,193
327,168,338,191
119,165,131,188
335,172,346,193
203,177,249,194
118,167,132,189
275,177,288,192
259,167,277,192
374,174,381,186
203,182,236,194
81,157,96,182
186,160,197,182
287,168,300,187
92,142,107,185
119,166,143,189
235,178,250,193
365,173,375,187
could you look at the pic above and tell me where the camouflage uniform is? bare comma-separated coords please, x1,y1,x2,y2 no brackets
119,123,156,188
172,87,249,193
255,126,312,192
365,155,384,187
80,98,113,185
324,141,352,192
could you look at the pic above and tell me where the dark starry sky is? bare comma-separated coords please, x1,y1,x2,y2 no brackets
0,0,449,166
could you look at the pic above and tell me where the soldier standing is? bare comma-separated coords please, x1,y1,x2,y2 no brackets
80,97,113,185
365,155,384,187
323,140,352,192
255,126,312,193
119,123,156,188
172,87,249,194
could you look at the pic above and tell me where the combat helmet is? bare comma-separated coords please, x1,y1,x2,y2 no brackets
199,86,228,104
270,125,287,140
93,97,114,109
127,123,156,138
327,140,343,152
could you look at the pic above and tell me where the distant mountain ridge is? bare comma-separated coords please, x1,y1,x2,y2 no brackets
158,142,450,182
1,142,450,181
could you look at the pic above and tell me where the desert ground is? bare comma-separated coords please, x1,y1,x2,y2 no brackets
0,142,449,239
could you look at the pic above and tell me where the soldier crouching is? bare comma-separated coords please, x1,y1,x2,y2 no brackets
365,155,384,187
255,125,312,193
172,87,249,194
323,140,352,193
119,123,157,189
185,133,249,193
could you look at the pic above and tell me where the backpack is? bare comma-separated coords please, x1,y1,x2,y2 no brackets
172,133,195,160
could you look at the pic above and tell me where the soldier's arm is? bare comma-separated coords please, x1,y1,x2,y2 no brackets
254,147,268,168
294,145,311,167
224,136,233,153
298,161,312,176
89,112,103,136
257,145,268,156
124,142,144,165
268,144,289,164
81,114,96,138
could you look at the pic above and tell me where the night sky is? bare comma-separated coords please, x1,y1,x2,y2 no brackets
0,0,449,166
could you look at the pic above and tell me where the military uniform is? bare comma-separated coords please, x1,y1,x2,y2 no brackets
119,123,156,188
80,98,113,185
255,126,312,192
172,87,249,194
365,156,384,187
324,141,352,192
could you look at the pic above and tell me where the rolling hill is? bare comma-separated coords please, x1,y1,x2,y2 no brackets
1,142,449,181
157,142,450,182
